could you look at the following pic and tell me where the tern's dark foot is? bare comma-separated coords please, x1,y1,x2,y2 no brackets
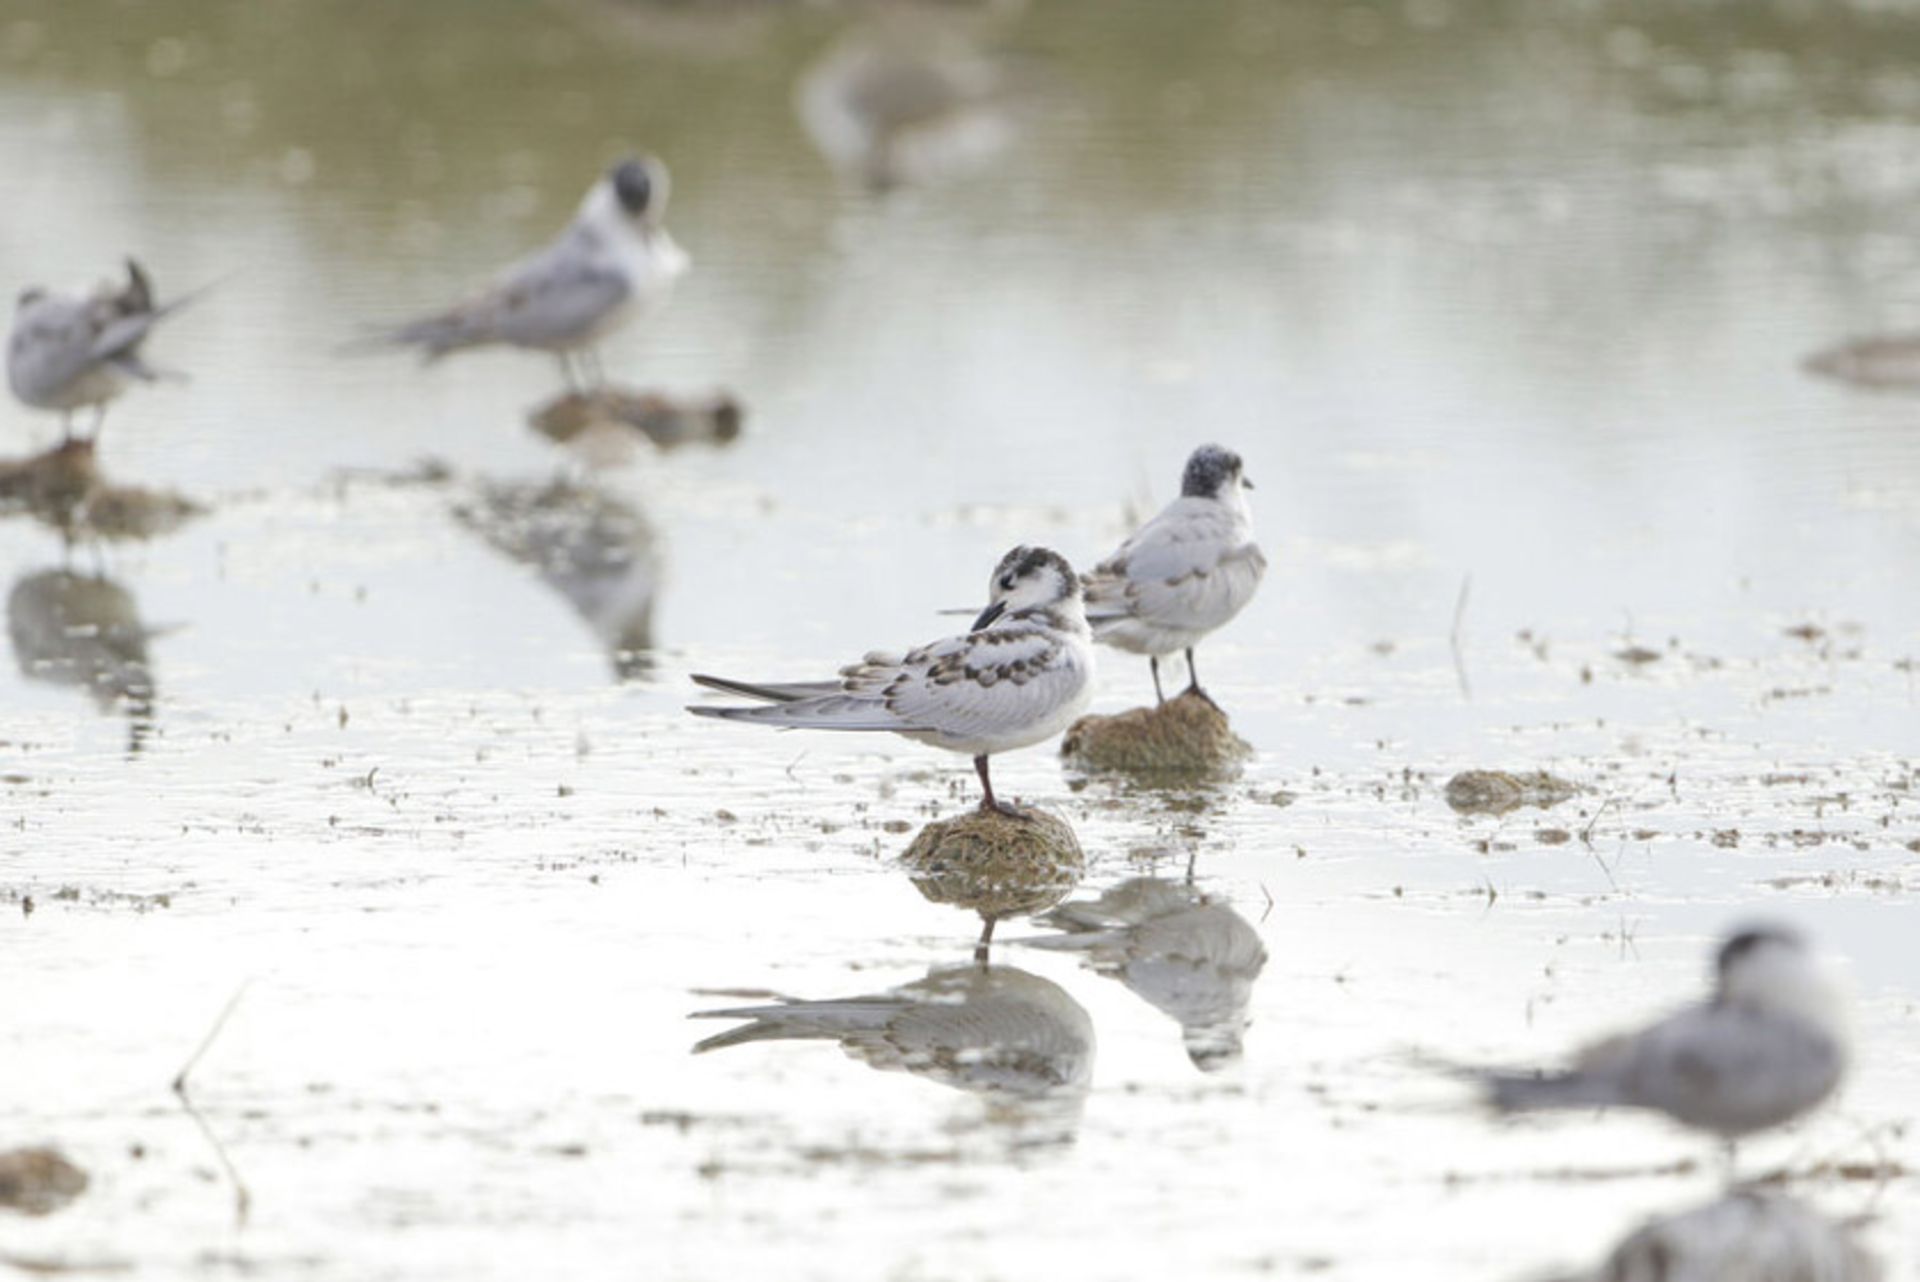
979,798,1035,822
1184,684,1222,712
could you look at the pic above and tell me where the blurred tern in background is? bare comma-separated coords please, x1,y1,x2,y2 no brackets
9,260,202,442
797,23,1018,192
1475,924,1848,1156
1083,445,1266,705
365,157,687,392
689,546,1094,816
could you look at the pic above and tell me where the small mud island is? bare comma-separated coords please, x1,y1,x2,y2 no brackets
1060,690,1252,779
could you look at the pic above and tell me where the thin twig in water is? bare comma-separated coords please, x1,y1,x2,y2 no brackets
1580,795,1616,847
173,983,253,1228
1449,574,1472,702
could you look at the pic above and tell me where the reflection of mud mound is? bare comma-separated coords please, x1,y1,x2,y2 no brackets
0,1146,88,1216
899,807,1084,921
1060,691,1251,779
693,963,1092,1139
1027,876,1267,1073
0,439,203,540
1804,333,1920,391
9,569,158,754
797,23,1017,192
1554,1190,1880,1282
1444,769,1580,816
451,477,662,680
528,388,742,464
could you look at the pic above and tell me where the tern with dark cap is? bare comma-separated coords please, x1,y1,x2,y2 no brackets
363,157,688,392
1082,444,1266,705
688,546,1094,816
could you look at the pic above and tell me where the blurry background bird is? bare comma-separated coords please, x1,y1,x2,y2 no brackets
8,259,202,443
362,156,688,394
797,19,1024,193
1472,924,1848,1157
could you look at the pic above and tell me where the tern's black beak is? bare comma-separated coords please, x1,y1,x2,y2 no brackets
970,600,1007,632
1243,476,1255,490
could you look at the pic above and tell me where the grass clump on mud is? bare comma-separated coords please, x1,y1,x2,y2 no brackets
0,1147,87,1216
1444,769,1581,816
1061,691,1252,780
898,806,1084,919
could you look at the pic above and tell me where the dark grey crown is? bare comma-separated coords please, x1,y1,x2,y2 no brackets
610,158,654,216
1181,444,1243,498
992,545,1080,599
1715,924,1804,981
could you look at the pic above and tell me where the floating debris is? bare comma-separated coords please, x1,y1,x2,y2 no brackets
0,1147,88,1216
1060,691,1252,779
1805,332,1920,391
1444,769,1581,816
529,388,743,461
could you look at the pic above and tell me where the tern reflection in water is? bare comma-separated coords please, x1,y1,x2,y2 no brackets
693,963,1093,1140
9,568,158,754
1553,1190,1881,1282
452,476,661,680
1024,875,1267,1072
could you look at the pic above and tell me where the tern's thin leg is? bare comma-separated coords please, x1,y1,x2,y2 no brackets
556,351,581,394
1150,656,1165,705
974,755,1026,819
582,347,606,390
1185,648,1220,708
1720,1137,1740,1187
59,410,73,445
90,404,109,445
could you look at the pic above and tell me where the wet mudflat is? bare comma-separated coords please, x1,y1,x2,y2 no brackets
4,0,1920,1279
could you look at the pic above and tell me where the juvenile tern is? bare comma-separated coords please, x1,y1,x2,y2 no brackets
1082,444,1265,705
688,545,1094,816
368,157,688,391
9,260,199,442
1478,924,1847,1142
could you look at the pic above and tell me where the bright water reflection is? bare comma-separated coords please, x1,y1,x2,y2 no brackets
3,0,1920,1278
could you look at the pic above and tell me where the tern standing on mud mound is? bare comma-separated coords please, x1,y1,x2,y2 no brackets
1083,445,1265,706
1476,924,1848,1151
368,157,688,392
688,546,1094,817
9,260,197,443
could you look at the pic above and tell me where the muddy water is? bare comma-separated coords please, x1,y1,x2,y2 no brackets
3,0,1919,1278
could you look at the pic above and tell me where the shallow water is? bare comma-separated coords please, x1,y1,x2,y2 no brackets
3,0,1919,1278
